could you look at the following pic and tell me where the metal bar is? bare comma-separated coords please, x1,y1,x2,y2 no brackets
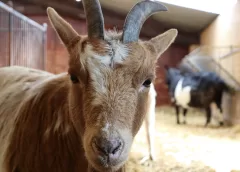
8,12,12,66
185,50,240,89
189,46,240,56
0,1,45,31
219,49,240,60
183,59,200,72
1,1,47,70
210,55,240,87
42,23,48,70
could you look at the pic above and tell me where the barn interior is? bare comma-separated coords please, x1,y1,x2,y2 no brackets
0,0,240,171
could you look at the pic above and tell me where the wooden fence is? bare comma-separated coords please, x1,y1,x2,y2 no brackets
0,1,47,70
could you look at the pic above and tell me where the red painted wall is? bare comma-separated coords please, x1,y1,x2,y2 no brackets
28,15,188,106
155,45,188,105
27,15,87,74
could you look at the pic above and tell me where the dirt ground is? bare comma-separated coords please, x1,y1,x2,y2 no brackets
126,106,240,172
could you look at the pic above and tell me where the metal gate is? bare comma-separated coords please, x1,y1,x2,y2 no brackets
179,46,240,90
0,1,47,70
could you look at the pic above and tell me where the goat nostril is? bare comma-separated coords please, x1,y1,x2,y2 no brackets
92,137,122,155
112,141,122,154
93,139,108,155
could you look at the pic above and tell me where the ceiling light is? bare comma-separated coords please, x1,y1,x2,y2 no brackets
76,0,81,2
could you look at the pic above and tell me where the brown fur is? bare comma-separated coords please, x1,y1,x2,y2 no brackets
0,7,178,172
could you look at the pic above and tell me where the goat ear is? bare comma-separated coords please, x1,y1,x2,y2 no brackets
148,29,178,57
47,7,79,46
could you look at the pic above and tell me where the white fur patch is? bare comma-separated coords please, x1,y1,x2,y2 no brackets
88,66,107,106
146,84,156,160
139,86,145,92
81,45,108,97
149,84,157,97
102,122,111,133
109,40,129,65
81,42,128,106
174,79,191,108
83,41,128,68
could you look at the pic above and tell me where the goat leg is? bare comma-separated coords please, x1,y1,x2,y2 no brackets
139,105,156,164
205,106,211,127
183,108,188,124
175,105,180,124
146,105,156,161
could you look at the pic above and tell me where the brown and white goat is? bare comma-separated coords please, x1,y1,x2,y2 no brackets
0,0,177,171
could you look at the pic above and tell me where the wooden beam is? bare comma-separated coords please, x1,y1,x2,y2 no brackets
9,0,199,45
10,0,86,19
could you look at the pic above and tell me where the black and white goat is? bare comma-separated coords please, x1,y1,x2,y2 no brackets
164,66,233,126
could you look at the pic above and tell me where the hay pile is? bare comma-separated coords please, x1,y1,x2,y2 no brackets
126,106,240,172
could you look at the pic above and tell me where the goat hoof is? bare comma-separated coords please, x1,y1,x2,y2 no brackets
139,155,155,166
139,156,150,164
149,154,156,162
219,121,224,126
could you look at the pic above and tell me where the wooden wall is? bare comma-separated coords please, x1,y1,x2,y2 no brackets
27,15,87,74
201,1,240,46
0,31,10,67
155,45,188,105
200,1,240,83
200,0,240,124
28,15,188,106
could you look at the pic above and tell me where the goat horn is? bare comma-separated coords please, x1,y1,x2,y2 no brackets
82,0,105,39
122,0,167,43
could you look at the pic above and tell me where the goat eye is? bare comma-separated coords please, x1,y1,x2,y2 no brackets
70,75,79,84
143,79,152,87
